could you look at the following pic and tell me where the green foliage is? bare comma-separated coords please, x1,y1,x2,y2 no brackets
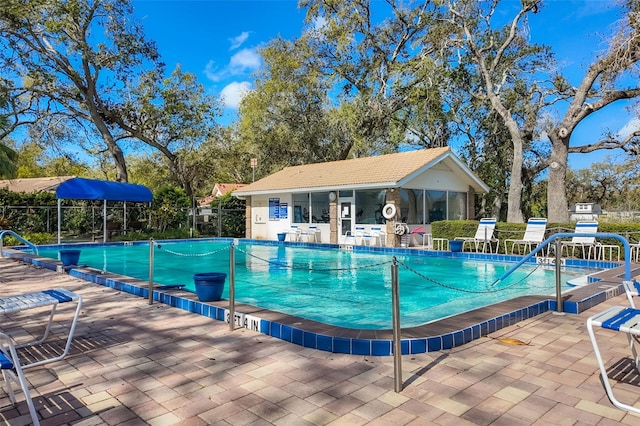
3,232,54,246
149,186,190,232
213,193,246,238
0,189,58,233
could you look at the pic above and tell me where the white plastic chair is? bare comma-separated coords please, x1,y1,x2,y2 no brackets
370,227,386,247
354,226,366,245
286,225,301,242
0,332,40,426
455,218,498,253
503,218,547,255
307,226,319,243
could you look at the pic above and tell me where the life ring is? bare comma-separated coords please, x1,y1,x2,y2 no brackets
382,204,396,220
394,223,408,235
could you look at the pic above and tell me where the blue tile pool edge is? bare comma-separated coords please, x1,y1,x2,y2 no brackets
2,246,625,356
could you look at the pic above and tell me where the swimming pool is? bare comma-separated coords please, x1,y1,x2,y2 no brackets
36,239,594,329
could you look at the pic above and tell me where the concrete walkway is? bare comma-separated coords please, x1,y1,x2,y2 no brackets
0,257,639,425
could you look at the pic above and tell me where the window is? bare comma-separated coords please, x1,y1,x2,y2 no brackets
293,192,330,223
447,192,467,220
292,193,309,223
399,189,424,225
426,190,446,223
311,192,330,223
355,190,387,224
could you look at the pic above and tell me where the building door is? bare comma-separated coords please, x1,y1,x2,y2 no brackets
338,197,354,242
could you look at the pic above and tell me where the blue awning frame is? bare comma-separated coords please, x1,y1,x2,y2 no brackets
56,178,153,244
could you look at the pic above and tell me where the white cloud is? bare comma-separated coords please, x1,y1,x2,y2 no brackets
229,48,262,74
204,60,224,82
229,32,250,50
220,81,252,108
204,48,262,83
618,117,640,139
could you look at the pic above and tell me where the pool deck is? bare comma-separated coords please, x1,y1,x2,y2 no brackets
6,243,630,357
2,257,640,424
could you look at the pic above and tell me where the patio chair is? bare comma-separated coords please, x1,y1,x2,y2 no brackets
503,218,547,255
353,226,367,245
300,226,320,243
560,221,599,259
455,218,499,253
370,227,386,247
587,305,640,415
286,225,300,242
0,332,40,426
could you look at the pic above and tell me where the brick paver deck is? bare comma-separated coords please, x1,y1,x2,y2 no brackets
1,257,639,425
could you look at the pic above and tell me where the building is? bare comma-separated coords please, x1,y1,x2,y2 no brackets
569,202,603,222
198,183,247,206
233,147,489,246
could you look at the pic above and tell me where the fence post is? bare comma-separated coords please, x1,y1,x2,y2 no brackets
391,256,403,392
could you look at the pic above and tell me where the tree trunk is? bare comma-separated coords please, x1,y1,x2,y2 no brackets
90,112,128,182
506,128,525,223
547,134,570,223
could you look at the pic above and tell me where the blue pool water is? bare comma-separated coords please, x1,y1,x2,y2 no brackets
37,240,593,329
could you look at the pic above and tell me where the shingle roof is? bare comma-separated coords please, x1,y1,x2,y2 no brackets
0,176,76,193
234,147,487,196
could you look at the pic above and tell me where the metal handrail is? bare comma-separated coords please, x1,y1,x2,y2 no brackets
0,230,39,256
494,233,631,285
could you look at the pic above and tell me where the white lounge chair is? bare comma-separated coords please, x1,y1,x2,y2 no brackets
560,221,599,259
587,305,640,415
455,218,498,253
0,332,40,426
624,281,640,308
503,218,547,255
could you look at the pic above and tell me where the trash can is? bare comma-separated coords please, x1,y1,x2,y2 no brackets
59,249,81,267
277,233,286,242
449,240,463,252
193,272,227,302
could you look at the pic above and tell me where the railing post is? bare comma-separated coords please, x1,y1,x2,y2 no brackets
229,242,235,331
391,256,403,392
148,238,154,305
0,235,3,257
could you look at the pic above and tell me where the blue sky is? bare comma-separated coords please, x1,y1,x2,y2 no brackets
131,0,638,170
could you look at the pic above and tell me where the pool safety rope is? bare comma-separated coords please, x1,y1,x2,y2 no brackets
154,244,229,257
233,245,393,271
395,259,543,294
152,242,545,295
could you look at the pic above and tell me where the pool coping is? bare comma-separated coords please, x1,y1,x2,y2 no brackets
3,238,635,356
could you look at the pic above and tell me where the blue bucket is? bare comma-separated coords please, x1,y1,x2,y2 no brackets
193,272,227,302
449,240,463,252
59,249,81,267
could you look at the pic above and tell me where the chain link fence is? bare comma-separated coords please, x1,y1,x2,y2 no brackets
0,204,245,242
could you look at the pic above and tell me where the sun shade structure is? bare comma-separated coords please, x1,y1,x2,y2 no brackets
56,178,153,243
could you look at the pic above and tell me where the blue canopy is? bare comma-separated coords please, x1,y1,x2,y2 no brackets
56,177,153,202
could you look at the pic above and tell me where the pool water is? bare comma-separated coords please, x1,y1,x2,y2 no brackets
38,240,593,329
